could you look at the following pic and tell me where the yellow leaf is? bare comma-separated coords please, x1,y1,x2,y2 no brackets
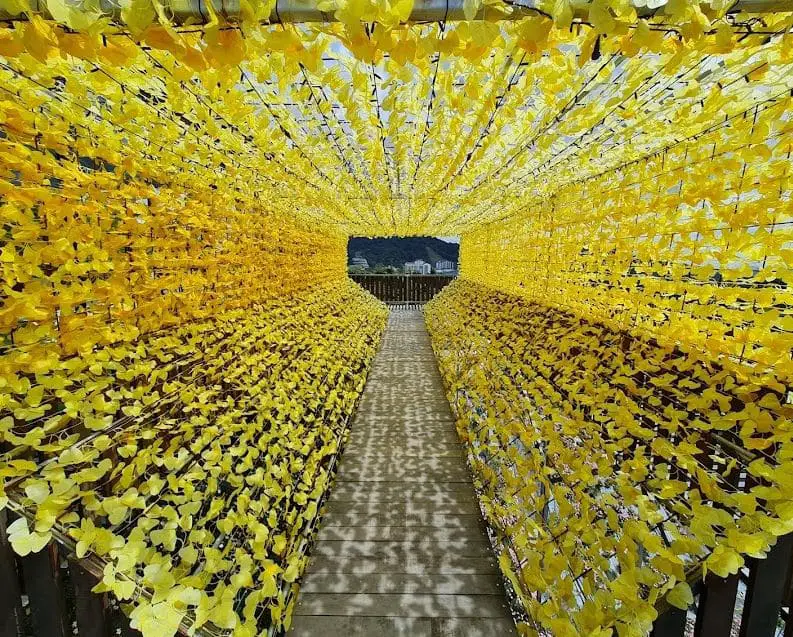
7,517,50,556
25,385,44,407
120,0,156,36
21,15,59,63
666,582,693,610
463,0,481,20
706,545,744,578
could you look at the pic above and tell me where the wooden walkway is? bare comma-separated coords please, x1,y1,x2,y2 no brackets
290,309,516,637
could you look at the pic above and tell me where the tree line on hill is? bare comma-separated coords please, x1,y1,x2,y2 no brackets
347,237,459,272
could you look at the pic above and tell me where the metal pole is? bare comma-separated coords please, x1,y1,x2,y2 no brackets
0,0,791,25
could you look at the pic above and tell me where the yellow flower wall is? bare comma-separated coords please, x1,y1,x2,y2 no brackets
444,55,793,634
0,27,386,636
426,279,793,636
460,91,793,385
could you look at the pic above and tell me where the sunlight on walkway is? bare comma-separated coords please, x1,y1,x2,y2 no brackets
291,309,515,637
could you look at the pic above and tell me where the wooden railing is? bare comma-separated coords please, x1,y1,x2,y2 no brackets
651,533,793,636
1,510,140,637
3,478,793,637
350,274,455,304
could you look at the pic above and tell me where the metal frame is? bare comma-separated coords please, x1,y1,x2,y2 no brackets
1,0,790,24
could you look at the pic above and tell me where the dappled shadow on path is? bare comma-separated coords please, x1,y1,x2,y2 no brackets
290,309,515,637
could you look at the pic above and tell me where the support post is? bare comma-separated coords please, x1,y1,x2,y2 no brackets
0,510,25,637
739,533,793,637
694,572,740,637
69,558,112,637
20,541,70,637
652,606,687,637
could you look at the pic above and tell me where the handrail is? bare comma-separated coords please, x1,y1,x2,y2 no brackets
1,0,789,24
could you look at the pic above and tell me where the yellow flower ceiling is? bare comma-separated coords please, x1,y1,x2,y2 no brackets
1,1,791,237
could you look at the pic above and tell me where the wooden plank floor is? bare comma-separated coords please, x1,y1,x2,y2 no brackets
290,309,516,637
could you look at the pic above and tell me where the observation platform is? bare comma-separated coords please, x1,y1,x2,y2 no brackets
290,309,516,637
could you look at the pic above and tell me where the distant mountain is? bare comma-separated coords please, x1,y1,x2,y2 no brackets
348,237,459,269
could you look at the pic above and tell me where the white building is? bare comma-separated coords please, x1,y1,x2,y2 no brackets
404,259,431,274
435,260,457,274
350,256,369,269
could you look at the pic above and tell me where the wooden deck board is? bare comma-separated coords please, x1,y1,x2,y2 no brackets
289,617,516,637
298,572,505,595
295,593,510,618
291,309,515,636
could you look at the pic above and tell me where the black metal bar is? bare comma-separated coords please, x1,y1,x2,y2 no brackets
740,533,793,637
0,511,25,637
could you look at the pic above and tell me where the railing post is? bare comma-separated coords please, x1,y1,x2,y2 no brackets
0,511,25,637
20,541,70,637
113,606,141,637
652,606,687,637
70,558,112,637
739,533,793,637
694,572,740,636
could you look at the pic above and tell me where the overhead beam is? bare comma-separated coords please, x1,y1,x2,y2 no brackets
0,0,790,25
